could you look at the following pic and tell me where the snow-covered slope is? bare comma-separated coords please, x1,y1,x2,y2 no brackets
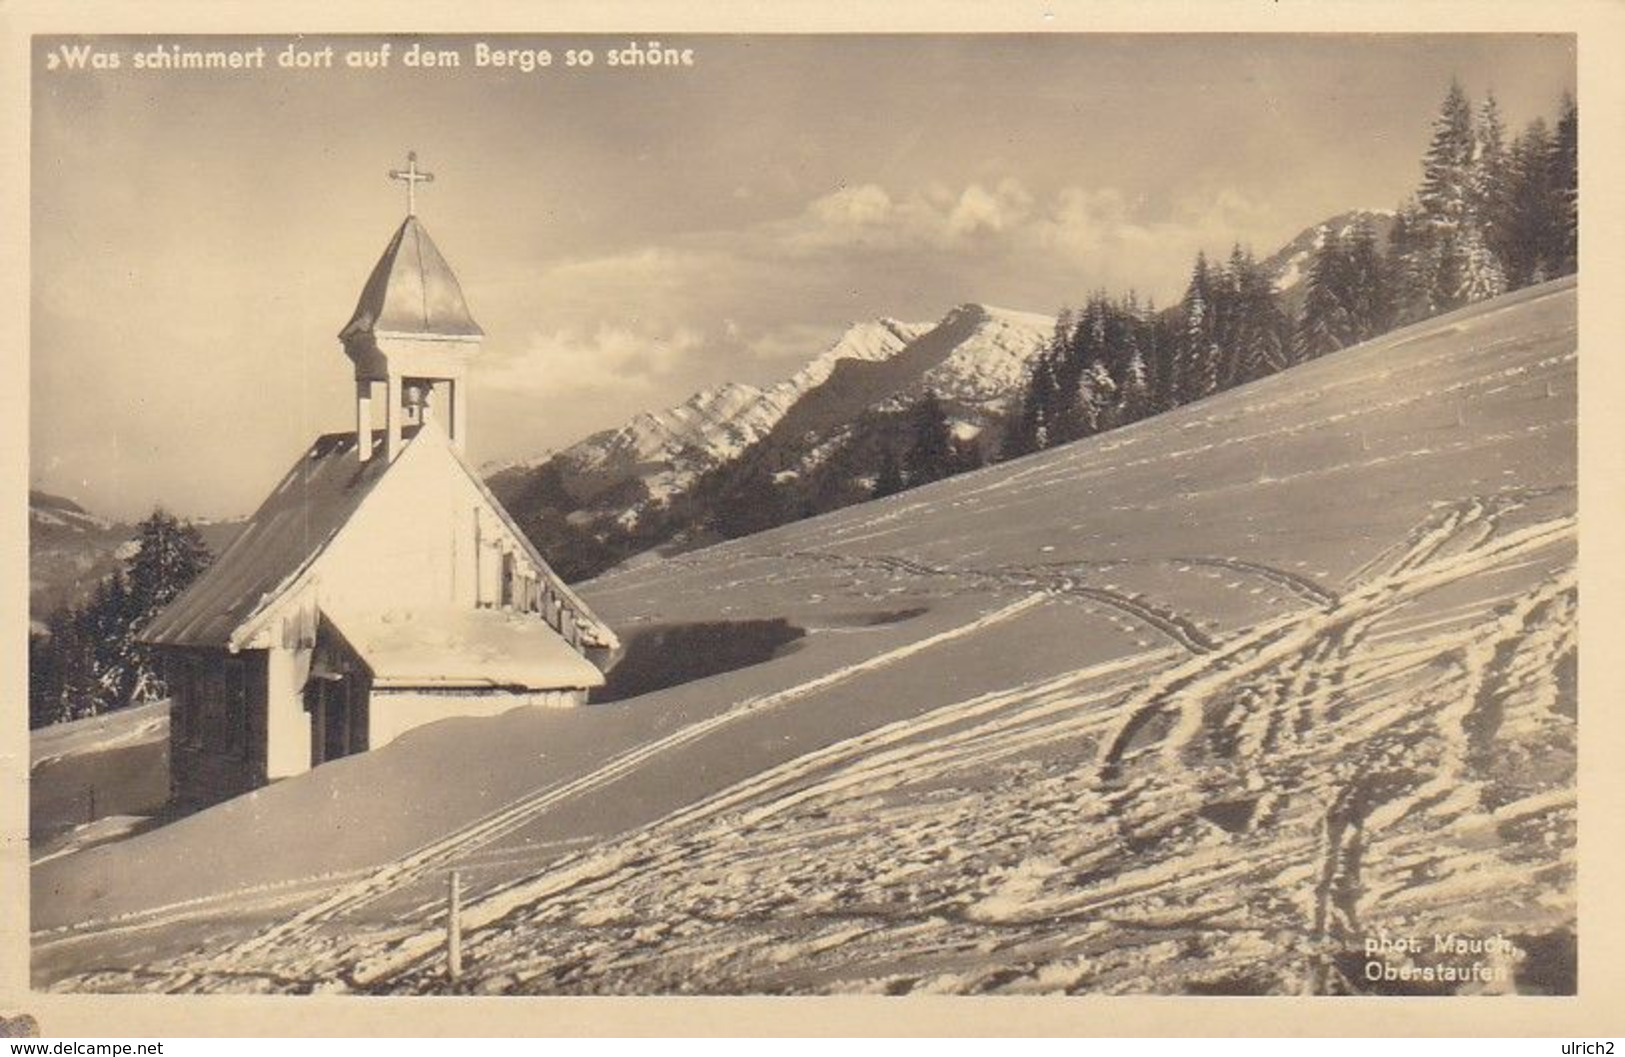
30,701,170,861
37,280,1576,997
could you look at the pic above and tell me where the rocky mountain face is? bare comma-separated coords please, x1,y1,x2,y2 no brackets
549,318,932,511
487,304,1054,578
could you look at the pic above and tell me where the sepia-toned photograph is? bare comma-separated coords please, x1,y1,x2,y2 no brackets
10,13,1609,1029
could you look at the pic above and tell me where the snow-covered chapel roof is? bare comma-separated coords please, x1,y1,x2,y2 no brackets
139,424,618,655
140,428,415,648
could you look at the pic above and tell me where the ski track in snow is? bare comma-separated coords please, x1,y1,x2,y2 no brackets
96,592,1054,978
57,501,1575,996
358,510,1571,997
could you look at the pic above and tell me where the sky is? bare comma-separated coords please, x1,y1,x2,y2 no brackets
30,33,1574,520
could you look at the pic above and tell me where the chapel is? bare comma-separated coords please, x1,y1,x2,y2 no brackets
141,154,619,810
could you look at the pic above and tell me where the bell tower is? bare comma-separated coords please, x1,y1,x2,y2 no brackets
340,151,484,463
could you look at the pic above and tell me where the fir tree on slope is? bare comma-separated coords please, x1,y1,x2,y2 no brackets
1345,222,1395,344
1218,245,1290,386
1294,221,1395,361
1386,202,1436,325
1008,352,1059,458
872,445,905,499
1295,228,1356,361
1414,79,1505,312
1503,118,1559,288
1177,253,1219,404
127,510,213,630
1472,92,1517,276
1082,360,1118,434
1117,298,1153,419
903,390,957,488
30,508,213,727
1552,93,1578,276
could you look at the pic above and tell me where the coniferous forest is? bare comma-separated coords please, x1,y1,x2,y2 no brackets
1006,82,1576,461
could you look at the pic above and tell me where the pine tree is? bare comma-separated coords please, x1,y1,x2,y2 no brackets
872,446,905,498
1387,200,1435,325
1230,248,1289,383
1296,228,1356,359
904,390,956,487
1213,244,1249,389
1081,360,1117,433
1116,293,1153,420
28,630,56,729
1551,92,1578,276
1142,297,1177,411
1418,79,1476,233
122,509,212,707
1178,252,1218,403
127,509,212,627
1472,92,1517,277
1413,80,1504,310
1457,222,1507,304
51,607,98,723
1346,222,1394,341
31,508,216,724
1009,353,1060,457
1506,118,1558,287
1119,348,1151,420
1035,309,1088,448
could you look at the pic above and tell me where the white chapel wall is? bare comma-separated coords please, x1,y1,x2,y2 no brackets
265,645,313,780
315,432,496,614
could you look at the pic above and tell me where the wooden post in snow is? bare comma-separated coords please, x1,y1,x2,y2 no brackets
446,869,463,984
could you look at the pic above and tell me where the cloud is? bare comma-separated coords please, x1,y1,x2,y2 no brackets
760,178,1266,292
478,322,708,398
744,321,846,365
808,184,895,227
947,179,1034,237
777,179,1036,254
469,176,1280,417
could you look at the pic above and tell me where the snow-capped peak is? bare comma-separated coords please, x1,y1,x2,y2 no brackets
919,303,1055,405
561,319,931,477
780,318,931,395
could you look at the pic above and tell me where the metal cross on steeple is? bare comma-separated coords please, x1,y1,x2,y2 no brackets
388,151,434,216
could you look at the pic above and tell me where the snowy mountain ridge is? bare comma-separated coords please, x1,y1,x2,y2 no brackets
918,304,1056,407
561,318,931,483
